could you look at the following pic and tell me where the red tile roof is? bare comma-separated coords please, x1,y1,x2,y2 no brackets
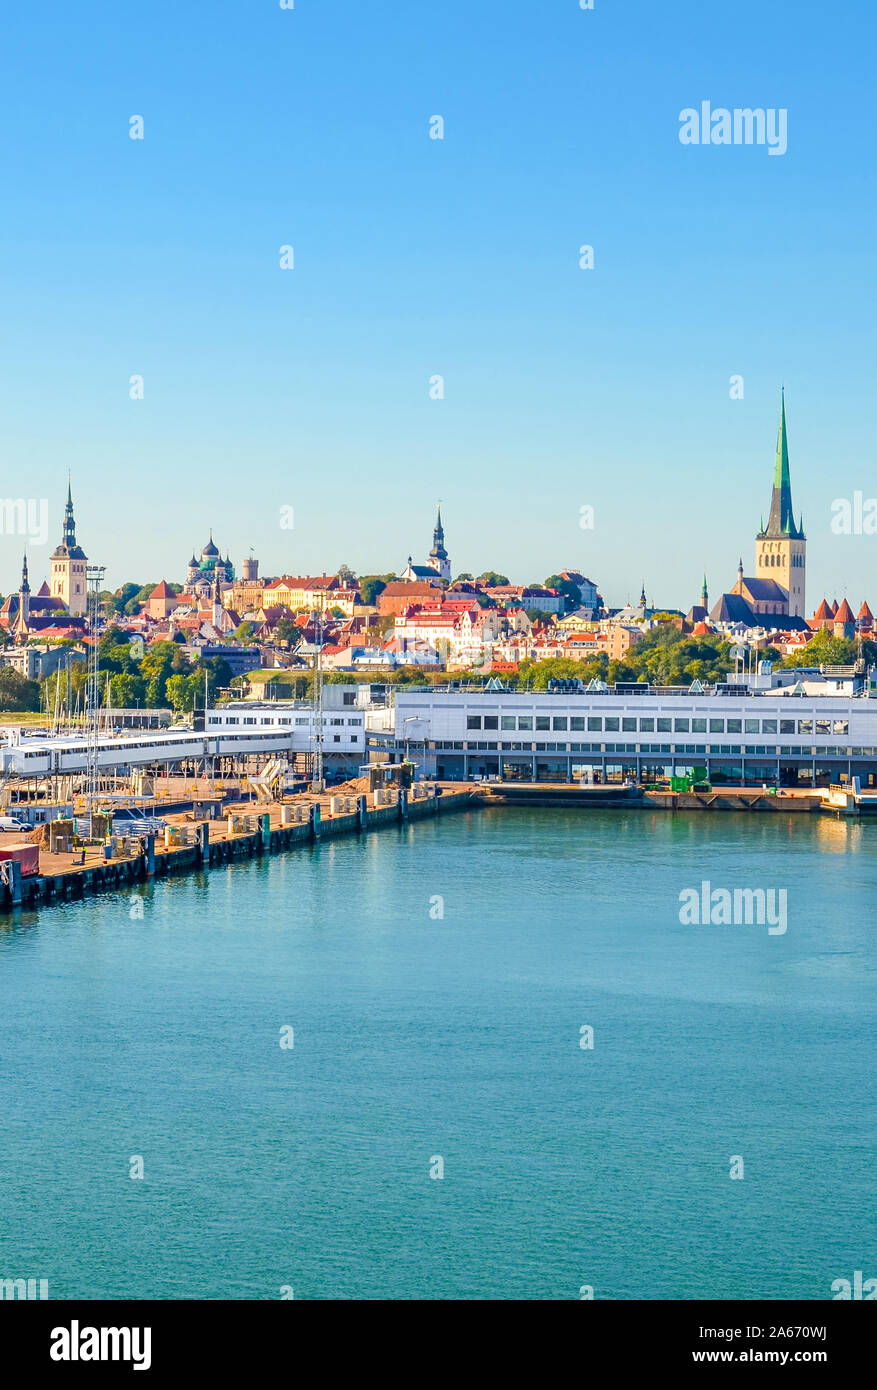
834,598,855,623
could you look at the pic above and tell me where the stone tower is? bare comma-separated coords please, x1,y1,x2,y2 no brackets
754,391,806,618
50,480,88,617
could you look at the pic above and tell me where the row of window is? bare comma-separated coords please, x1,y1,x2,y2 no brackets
464,714,850,736
210,716,362,728
758,552,803,567
437,741,877,759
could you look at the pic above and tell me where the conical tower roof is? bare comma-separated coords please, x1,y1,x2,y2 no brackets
759,390,804,540
834,598,855,623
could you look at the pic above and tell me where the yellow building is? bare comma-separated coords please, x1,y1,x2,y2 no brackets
259,575,357,615
49,482,87,618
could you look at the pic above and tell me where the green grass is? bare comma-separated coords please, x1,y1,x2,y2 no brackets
0,711,85,726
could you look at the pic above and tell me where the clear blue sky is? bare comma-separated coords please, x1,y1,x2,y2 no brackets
1,0,874,611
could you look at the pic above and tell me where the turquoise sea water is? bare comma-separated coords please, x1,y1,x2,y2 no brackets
1,806,875,1300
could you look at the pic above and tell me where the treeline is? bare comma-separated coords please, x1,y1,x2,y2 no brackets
39,628,234,716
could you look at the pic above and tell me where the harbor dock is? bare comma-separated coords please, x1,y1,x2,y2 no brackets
0,783,477,912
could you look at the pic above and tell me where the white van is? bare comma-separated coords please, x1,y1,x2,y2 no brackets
0,815,30,833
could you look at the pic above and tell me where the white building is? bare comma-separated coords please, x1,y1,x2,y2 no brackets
385,685,877,787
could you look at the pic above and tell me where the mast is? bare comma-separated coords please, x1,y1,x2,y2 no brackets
85,565,106,837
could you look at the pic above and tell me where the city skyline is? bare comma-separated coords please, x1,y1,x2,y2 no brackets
2,391,870,619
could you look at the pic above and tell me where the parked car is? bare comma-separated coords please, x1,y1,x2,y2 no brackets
0,815,30,833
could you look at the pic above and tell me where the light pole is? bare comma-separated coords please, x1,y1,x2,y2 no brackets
403,716,425,775
85,564,106,840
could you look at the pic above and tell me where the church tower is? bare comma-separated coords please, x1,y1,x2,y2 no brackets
755,391,806,618
50,479,88,617
427,505,451,581
14,552,30,638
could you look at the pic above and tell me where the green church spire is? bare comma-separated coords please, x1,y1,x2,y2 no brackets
761,388,804,540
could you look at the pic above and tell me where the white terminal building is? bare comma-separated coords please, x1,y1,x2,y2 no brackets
385,673,877,788
0,686,372,782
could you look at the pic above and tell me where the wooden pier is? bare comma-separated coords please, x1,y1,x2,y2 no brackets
0,784,477,913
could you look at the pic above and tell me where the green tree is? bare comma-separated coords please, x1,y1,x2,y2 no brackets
515,657,591,689
98,624,139,674
358,574,396,607
140,641,179,707
478,571,509,587
545,575,582,610
623,627,731,685
108,672,145,707
208,656,233,695
0,667,41,711
273,616,297,646
113,582,143,614
166,672,204,715
234,621,256,645
778,630,857,668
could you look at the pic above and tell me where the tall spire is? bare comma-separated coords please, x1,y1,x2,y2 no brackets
63,477,77,548
428,503,449,577
701,573,708,608
761,389,803,539
16,551,30,634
